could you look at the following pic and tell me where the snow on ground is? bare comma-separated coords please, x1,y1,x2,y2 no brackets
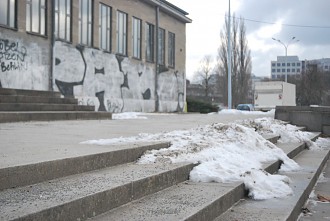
112,112,148,120
82,114,329,200
217,109,275,116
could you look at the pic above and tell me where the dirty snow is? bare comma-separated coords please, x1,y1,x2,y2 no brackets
81,116,326,200
112,112,148,120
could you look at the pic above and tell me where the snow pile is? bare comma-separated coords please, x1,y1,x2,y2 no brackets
82,117,315,200
313,137,330,151
239,117,314,145
112,112,148,120
218,109,275,116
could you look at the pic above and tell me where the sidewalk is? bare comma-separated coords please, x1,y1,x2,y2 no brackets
0,112,272,169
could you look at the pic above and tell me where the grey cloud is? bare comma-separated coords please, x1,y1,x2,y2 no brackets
236,0,330,46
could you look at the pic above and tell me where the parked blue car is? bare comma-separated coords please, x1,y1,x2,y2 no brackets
236,104,254,111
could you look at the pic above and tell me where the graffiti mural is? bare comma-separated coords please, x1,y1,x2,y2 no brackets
0,38,27,72
0,35,49,90
54,41,185,113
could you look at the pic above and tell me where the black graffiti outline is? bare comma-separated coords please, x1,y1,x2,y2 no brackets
0,39,27,62
55,45,87,97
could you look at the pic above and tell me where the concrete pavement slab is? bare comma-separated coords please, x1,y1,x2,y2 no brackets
0,113,271,168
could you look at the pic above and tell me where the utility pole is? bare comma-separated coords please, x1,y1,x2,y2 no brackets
227,0,232,109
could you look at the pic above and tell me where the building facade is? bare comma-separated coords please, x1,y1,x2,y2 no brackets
305,58,330,73
271,56,303,79
0,0,191,112
271,56,330,79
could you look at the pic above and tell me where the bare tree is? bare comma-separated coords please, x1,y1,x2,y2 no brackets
215,14,252,107
296,64,325,106
193,55,214,97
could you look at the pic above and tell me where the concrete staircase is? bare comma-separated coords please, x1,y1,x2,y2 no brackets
0,88,112,123
0,130,328,221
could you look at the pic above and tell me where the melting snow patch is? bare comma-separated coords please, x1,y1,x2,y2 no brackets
81,117,321,200
112,112,148,120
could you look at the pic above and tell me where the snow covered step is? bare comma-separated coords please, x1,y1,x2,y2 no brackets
214,142,329,221
0,162,194,221
87,137,314,221
0,142,170,191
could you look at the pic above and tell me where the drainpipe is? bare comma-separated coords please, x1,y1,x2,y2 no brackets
155,6,159,112
50,0,55,91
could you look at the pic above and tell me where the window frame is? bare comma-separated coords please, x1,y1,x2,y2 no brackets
116,10,127,56
168,31,175,68
26,0,47,36
99,3,112,51
145,22,154,63
78,0,93,46
0,0,17,29
54,0,72,42
132,17,142,59
158,27,165,65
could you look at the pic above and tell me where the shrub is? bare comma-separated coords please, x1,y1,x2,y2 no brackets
187,99,218,113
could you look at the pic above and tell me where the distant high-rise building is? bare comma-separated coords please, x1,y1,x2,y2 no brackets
270,56,303,79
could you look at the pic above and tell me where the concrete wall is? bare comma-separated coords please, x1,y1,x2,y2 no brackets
0,0,52,90
54,41,185,112
275,106,330,135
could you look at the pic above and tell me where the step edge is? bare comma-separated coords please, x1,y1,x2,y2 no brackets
0,142,170,191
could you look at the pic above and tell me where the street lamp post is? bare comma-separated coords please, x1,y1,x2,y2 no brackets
227,0,232,109
272,37,299,82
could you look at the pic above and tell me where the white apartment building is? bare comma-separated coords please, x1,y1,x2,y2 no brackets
271,56,330,79
271,56,303,79
305,58,330,72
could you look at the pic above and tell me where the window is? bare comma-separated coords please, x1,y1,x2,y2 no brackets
0,0,16,28
146,23,154,62
297,63,301,66
55,0,71,41
272,69,275,73
287,69,290,72
282,69,285,72
79,0,92,46
99,3,111,51
292,69,296,72
292,63,296,67
297,68,300,72
277,63,280,67
26,0,46,35
325,65,329,69
158,28,165,65
277,69,280,72
116,11,127,55
168,32,175,67
272,63,275,67
282,63,285,66
132,17,141,59
287,63,290,66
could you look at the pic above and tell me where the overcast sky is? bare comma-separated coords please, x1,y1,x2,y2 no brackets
168,0,330,80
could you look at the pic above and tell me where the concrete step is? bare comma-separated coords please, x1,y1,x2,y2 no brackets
0,103,94,112
0,88,61,98
88,134,318,221
0,135,279,221
215,143,330,221
299,158,330,220
0,162,195,221
0,111,113,123
0,141,169,190
0,95,77,104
